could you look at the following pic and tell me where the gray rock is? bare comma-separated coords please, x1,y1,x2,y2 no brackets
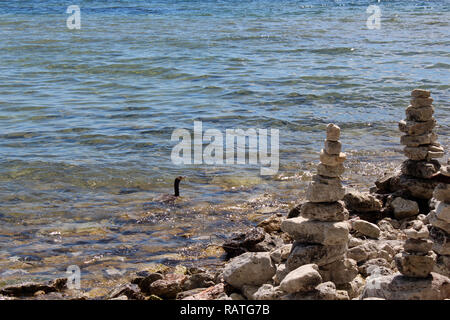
286,242,347,270
391,197,419,219
223,252,276,289
280,264,322,294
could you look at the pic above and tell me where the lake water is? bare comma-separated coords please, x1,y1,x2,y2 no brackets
0,0,449,290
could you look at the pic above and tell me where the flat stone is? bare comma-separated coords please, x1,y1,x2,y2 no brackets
406,105,434,122
326,123,340,141
428,210,450,234
320,150,346,166
404,145,444,161
343,191,382,213
361,272,450,300
391,197,419,219
399,119,436,136
404,238,433,253
222,252,276,289
319,258,358,285
400,132,437,147
401,159,440,179
280,264,322,294
317,163,345,178
411,89,431,98
352,220,381,239
300,201,348,222
324,140,342,155
281,217,349,245
433,183,450,203
306,175,345,203
395,251,436,278
435,201,450,221
286,242,347,270
410,97,433,107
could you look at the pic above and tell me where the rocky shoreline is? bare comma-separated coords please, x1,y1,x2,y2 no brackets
1,89,449,300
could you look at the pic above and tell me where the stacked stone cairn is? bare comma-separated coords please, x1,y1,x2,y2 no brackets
399,89,444,179
429,161,450,276
281,124,358,286
395,219,436,278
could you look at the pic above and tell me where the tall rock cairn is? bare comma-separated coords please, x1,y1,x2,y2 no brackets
429,161,450,276
281,124,357,285
400,89,444,178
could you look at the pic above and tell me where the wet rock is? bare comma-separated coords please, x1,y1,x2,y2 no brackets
108,284,145,300
0,281,58,297
222,252,276,289
361,272,450,300
182,283,226,300
280,264,322,294
391,197,419,219
286,242,347,270
257,213,284,233
287,203,302,218
343,191,382,213
136,272,164,293
221,227,265,258
147,274,187,299
182,273,215,291
352,220,381,239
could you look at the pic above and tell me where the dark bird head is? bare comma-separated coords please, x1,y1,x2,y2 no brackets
174,176,184,197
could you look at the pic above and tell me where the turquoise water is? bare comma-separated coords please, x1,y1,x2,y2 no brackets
0,0,449,288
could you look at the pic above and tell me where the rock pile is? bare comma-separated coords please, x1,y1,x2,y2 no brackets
395,219,436,277
281,124,357,285
429,163,450,276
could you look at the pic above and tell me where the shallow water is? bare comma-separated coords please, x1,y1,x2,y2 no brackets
0,0,449,290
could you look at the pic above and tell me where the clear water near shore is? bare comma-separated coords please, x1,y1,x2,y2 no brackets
0,1,449,290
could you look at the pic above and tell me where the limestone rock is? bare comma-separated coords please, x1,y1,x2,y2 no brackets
400,132,437,147
108,284,145,300
148,274,187,299
410,97,433,107
182,283,226,300
300,201,348,222
406,105,434,122
270,244,292,264
389,174,439,200
281,217,349,245
319,150,346,166
317,163,345,178
343,191,382,213
257,214,284,233
286,242,347,270
324,140,342,155
428,210,450,234
404,145,444,161
222,252,276,288
326,123,340,141
252,284,285,300
395,251,436,277
274,264,290,285
441,165,450,177
411,89,431,98
401,159,440,179
404,238,433,253
399,118,436,136
319,258,358,285
352,220,381,239
391,197,419,219
361,272,450,300
280,264,322,294
306,175,346,203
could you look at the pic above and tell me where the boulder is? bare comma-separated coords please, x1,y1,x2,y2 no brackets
148,274,187,299
222,252,276,288
281,217,349,245
280,264,322,294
